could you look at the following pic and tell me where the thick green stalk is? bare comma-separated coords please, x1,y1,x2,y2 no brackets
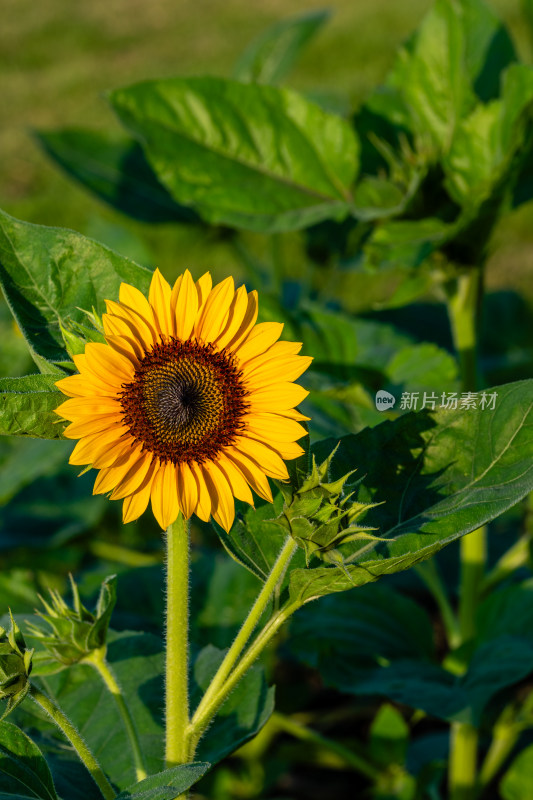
165,514,190,771
449,722,479,800
187,537,298,755
446,266,485,800
30,684,115,800
87,648,147,782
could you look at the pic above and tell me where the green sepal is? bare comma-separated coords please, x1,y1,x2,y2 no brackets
277,445,384,566
27,575,117,666
0,611,33,721
60,308,105,358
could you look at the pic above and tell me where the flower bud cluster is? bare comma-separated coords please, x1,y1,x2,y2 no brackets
28,574,116,666
0,612,33,720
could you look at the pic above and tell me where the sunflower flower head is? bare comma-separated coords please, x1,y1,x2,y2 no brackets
276,445,382,566
27,575,117,667
55,270,311,531
0,612,33,721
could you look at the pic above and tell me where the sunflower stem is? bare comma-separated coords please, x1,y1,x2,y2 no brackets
187,536,298,757
165,513,191,780
446,265,485,800
86,647,148,782
30,684,115,800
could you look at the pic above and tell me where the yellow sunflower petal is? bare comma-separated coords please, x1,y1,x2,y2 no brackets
92,436,135,469
217,454,254,506
111,451,154,500
202,461,235,532
122,463,158,524
244,413,307,443
120,282,158,330
151,460,180,530
55,397,121,422
105,299,156,351
103,314,145,361
247,382,309,412
190,463,212,522
68,427,129,466
174,269,198,341
104,335,141,367
224,447,273,503
213,285,248,350
55,374,118,399
195,272,212,308
149,268,173,336
195,276,235,343
243,355,313,389
235,322,284,365
85,342,135,385
177,461,198,519
225,290,259,352
92,442,145,495
233,437,289,480
63,414,125,440
278,408,311,422
274,441,306,460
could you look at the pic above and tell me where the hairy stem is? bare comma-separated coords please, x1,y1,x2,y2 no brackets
87,649,147,782
30,684,115,800
187,537,298,755
165,514,190,775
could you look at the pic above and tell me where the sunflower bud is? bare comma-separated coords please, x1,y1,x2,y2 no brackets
277,445,382,566
0,612,33,720
27,575,117,666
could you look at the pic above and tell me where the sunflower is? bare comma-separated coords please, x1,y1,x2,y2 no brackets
54,269,311,532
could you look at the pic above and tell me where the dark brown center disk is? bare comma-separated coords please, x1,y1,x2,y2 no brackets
120,338,249,464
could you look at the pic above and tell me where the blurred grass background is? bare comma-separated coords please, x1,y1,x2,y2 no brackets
1,0,532,313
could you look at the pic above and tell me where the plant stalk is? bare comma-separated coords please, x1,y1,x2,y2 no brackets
87,648,147,782
30,684,115,800
187,537,298,755
165,514,190,774
446,265,485,800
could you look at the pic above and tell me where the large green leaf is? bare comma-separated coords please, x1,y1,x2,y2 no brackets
36,128,200,224
0,208,151,371
0,376,63,439
289,583,435,685
443,64,533,212
288,379,533,603
0,721,58,799
109,77,359,232
233,9,330,85
114,763,210,800
385,0,516,153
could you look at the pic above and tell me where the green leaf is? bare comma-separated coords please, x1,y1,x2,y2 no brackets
289,582,435,684
385,0,516,154
233,9,330,85
370,704,409,767
0,208,151,371
114,763,210,800
444,64,533,212
109,77,359,232
501,743,533,800
36,128,200,224
192,645,275,765
0,721,58,799
385,343,459,396
289,379,533,603
0,376,63,439
22,632,165,791
218,493,305,583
